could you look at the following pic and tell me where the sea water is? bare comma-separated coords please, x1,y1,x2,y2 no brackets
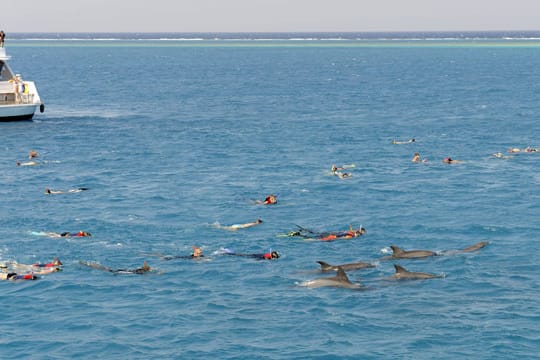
1,33,539,359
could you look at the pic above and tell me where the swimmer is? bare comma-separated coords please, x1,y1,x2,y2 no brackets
331,164,345,172
0,272,38,281
60,231,92,237
508,147,537,153
2,257,63,274
331,164,356,173
508,147,538,153
79,260,151,274
334,171,352,179
191,246,203,257
411,153,428,163
255,194,277,205
161,246,204,260
493,152,512,159
29,150,39,159
392,138,415,144
221,249,280,260
45,187,89,194
4,257,62,273
0,266,59,281
16,160,39,166
217,219,263,231
443,157,463,164
37,231,92,238
285,225,366,241
32,257,63,268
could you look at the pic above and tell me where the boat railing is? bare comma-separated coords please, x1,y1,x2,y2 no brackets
0,81,37,105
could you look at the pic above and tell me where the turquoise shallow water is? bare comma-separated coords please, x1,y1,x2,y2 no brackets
1,35,540,359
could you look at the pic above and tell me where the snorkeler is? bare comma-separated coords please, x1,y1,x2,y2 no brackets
334,171,352,179
331,164,354,179
79,260,152,274
219,249,280,260
3,257,62,273
216,219,263,231
32,257,63,268
255,194,277,205
509,146,539,153
16,160,39,166
392,138,415,144
160,246,204,260
45,187,89,194
1,259,61,281
284,225,366,241
37,231,91,238
61,231,92,237
442,157,463,164
0,272,38,281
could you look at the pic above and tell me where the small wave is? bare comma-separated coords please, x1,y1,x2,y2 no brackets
380,247,392,254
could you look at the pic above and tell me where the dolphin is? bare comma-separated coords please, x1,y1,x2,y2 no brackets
317,260,375,272
460,241,489,253
440,241,491,255
390,264,444,280
384,241,490,259
383,245,437,260
300,267,364,290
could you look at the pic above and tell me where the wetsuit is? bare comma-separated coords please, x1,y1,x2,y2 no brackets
289,226,364,241
225,252,279,260
1,273,37,280
111,268,150,274
32,263,58,268
80,261,150,274
161,255,204,261
61,231,90,237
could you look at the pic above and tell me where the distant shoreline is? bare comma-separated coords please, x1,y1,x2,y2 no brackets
6,30,540,41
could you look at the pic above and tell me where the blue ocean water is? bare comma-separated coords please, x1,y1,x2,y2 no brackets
1,34,540,359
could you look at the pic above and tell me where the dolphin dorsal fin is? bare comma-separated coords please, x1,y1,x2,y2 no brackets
336,267,350,282
317,261,332,270
394,264,408,273
390,245,403,255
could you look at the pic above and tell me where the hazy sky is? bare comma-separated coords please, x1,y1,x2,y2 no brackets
2,0,539,33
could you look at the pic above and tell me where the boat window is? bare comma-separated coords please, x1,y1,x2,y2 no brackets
0,61,14,81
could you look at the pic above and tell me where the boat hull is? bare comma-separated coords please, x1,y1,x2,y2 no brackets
0,103,39,121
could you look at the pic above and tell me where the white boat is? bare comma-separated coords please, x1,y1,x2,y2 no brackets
0,47,44,121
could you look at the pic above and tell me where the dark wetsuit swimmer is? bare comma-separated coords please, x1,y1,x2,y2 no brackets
80,260,152,274
286,225,366,241
161,246,203,261
1,272,38,281
61,231,91,237
224,251,280,260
